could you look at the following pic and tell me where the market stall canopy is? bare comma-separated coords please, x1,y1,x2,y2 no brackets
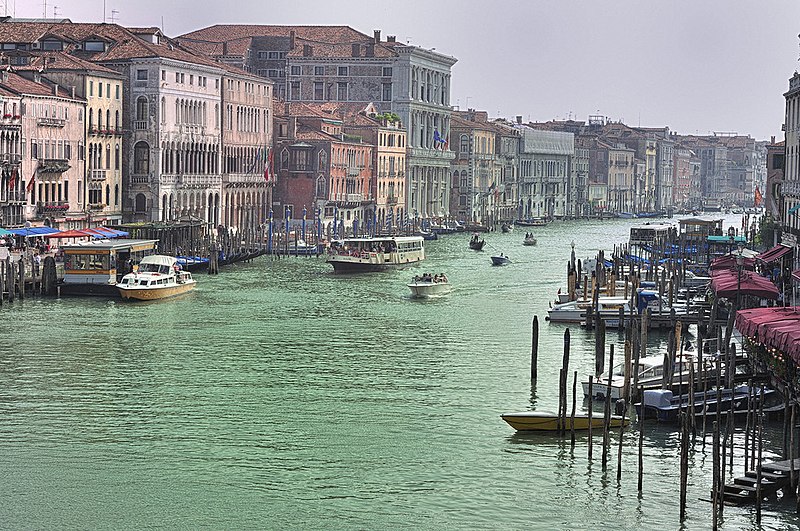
44,229,93,239
757,244,792,264
710,254,755,271
735,306,800,364
0,228,12,236
7,227,61,237
710,270,779,299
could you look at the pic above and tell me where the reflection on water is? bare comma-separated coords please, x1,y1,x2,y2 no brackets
0,216,797,529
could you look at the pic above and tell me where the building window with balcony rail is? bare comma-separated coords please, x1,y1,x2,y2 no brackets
134,141,149,174
136,96,148,122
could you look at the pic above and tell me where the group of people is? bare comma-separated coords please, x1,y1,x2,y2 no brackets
413,272,448,284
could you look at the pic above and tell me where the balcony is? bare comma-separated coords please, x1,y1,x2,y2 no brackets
130,173,151,184
1,115,21,127
179,123,205,135
386,195,398,205
36,201,70,216
176,173,222,188
134,120,148,130
347,166,362,176
90,169,107,181
88,202,106,210
37,117,66,128
784,180,800,198
39,159,70,174
0,153,22,164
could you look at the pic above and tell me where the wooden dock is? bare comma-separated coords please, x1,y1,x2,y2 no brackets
722,457,800,504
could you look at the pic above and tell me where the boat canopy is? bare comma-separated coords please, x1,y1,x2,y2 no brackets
710,270,779,300
735,307,800,364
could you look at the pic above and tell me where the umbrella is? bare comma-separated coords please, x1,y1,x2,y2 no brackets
44,229,93,239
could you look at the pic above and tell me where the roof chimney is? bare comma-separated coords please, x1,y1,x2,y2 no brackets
387,35,396,43
303,44,312,57
351,43,360,57
373,29,381,43
53,83,59,96
289,30,296,49
771,135,776,144
71,86,75,98
222,41,228,55
516,115,522,124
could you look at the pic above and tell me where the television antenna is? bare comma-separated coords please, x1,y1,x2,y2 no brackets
110,9,118,23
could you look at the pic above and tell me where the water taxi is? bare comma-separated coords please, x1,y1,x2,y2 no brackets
117,255,196,300
408,273,450,298
501,411,628,431
491,254,511,266
327,236,424,273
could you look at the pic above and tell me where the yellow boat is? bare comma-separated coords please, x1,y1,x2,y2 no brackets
501,410,629,432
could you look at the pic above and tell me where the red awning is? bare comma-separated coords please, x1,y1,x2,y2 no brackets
711,270,779,299
710,254,755,271
735,306,800,364
757,244,793,263
44,229,93,239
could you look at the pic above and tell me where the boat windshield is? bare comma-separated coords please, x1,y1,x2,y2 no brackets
139,263,172,274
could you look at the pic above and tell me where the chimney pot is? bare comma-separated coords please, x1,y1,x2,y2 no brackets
373,29,381,43
303,44,312,57
516,115,522,124
289,30,296,49
387,35,396,43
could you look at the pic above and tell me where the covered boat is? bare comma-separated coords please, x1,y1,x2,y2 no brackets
117,255,196,300
407,273,450,298
327,236,424,273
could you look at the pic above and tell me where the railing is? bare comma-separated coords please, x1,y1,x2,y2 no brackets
226,173,271,185
179,123,204,135
36,201,70,216
1,115,22,127
0,153,22,164
784,180,800,197
177,173,222,187
130,174,150,184
2,191,26,202
134,120,148,130
347,166,361,176
386,195,398,205
37,117,66,127
88,202,106,210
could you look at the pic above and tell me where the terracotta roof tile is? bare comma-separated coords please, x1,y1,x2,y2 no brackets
0,68,82,100
22,51,122,76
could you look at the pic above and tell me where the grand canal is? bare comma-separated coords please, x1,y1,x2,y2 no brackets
1,215,796,529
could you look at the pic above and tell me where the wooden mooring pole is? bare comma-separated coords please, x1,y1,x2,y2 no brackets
530,315,539,379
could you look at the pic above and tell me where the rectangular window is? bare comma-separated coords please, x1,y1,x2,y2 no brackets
106,84,110,98
382,67,392,77
382,83,392,102
314,82,324,101
84,41,105,52
337,66,348,76
98,82,103,97
314,66,324,76
337,82,348,101
136,69,148,81
257,51,269,59
290,65,301,76
175,72,180,83
89,80,93,96
289,81,300,100
180,73,185,83
268,69,279,77
189,75,194,85
115,85,120,99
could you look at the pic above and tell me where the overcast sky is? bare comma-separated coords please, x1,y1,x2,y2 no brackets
13,0,800,140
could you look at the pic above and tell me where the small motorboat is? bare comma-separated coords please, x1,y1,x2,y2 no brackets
407,273,450,298
501,410,629,432
491,254,511,266
522,232,537,246
469,233,485,251
501,222,513,233
635,385,776,423
117,255,197,301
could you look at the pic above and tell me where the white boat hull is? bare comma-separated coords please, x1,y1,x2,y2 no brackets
408,281,450,298
118,280,196,300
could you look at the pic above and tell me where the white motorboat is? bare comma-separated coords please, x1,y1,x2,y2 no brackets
327,236,424,273
582,354,714,401
546,289,688,324
523,233,537,246
117,255,196,301
407,273,450,298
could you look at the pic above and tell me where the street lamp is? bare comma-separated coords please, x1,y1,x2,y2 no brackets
736,241,744,310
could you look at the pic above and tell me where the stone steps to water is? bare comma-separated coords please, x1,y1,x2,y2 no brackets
721,457,800,504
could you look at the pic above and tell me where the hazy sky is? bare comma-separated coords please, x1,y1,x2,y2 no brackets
13,0,800,140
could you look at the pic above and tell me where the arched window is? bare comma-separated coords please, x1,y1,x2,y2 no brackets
280,148,289,170
105,109,110,131
460,134,469,154
134,193,147,213
105,184,110,205
105,144,111,169
115,110,120,131
134,141,149,174
115,144,120,169
318,150,327,170
114,184,119,206
88,108,94,129
160,97,166,124
315,175,326,198
136,96,148,122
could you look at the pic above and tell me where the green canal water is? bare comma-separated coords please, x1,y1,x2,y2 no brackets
1,216,797,529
